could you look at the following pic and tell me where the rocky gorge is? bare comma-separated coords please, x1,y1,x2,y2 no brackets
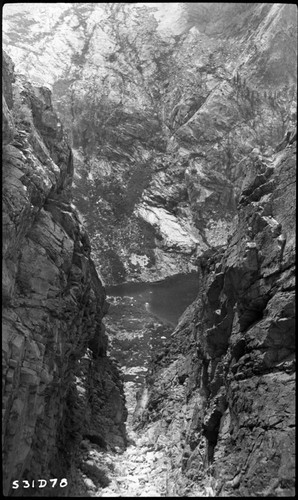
2,51,127,496
2,2,296,498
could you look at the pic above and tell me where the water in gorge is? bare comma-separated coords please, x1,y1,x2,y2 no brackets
104,272,199,424
106,272,199,326
95,272,201,496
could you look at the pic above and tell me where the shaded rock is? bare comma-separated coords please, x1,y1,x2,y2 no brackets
3,4,296,284
2,51,127,496
137,144,296,497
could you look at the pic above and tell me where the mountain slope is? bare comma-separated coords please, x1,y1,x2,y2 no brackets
2,3,296,496
3,3,296,284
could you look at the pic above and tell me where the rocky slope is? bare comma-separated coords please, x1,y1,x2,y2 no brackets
2,51,127,497
2,3,296,497
3,3,296,284
135,139,296,496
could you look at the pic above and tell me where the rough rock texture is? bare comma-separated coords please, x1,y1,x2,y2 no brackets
2,52,127,497
135,141,296,496
3,3,296,284
2,4,296,497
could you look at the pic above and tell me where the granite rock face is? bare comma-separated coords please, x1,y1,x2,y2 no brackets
135,140,296,496
3,3,296,284
2,52,127,496
2,4,296,497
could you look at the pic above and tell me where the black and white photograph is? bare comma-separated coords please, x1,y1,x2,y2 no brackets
2,2,296,497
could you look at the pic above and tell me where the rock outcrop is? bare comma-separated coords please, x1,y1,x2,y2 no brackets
135,140,296,496
3,3,296,284
2,52,127,496
2,4,296,497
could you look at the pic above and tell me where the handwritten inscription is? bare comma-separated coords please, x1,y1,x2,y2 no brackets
12,478,68,489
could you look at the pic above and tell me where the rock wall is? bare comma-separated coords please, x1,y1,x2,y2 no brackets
135,139,296,496
2,4,296,495
2,52,127,497
3,3,296,284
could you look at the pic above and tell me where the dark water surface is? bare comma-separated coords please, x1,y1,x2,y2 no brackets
106,273,199,394
106,272,199,326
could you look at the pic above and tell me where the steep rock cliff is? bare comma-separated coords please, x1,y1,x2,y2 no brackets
2,4,296,496
3,3,296,284
135,140,296,496
2,52,127,497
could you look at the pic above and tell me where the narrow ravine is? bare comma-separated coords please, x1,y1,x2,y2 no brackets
73,274,203,497
82,397,172,497
2,4,296,496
